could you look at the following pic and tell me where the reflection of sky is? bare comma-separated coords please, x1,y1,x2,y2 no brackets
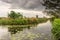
0,1,49,18
0,26,8,38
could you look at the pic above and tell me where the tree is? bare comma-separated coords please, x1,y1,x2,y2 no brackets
17,12,23,18
8,11,23,19
42,0,60,18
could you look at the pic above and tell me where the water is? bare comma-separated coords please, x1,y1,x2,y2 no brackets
0,21,52,40
0,26,11,40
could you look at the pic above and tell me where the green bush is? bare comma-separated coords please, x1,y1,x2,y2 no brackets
0,18,48,25
52,19,60,40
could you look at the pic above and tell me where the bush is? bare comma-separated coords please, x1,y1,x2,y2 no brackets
52,19,60,40
38,18,48,23
0,18,48,25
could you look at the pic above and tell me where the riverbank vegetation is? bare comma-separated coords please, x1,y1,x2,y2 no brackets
0,18,48,25
52,19,60,40
0,11,48,25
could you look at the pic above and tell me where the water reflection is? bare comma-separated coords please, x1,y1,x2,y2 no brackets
8,25,35,34
10,21,52,40
0,21,52,40
0,26,11,40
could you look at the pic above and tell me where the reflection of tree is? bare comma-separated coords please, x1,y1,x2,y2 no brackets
8,25,31,34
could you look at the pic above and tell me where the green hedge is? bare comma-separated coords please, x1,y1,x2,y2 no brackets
52,19,60,40
0,18,48,25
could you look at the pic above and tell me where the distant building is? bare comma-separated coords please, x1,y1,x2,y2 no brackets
36,15,38,18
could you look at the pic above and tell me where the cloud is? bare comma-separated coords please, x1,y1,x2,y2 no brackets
0,1,11,17
0,0,48,17
0,0,45,10
10,9,45,17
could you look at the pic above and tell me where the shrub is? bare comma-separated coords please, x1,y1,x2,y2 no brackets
52,19,60,40
0,18,48,25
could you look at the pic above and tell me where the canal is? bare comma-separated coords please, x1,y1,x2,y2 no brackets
0,21,52,40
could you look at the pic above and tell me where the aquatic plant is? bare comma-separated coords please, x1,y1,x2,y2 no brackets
11,32,41,40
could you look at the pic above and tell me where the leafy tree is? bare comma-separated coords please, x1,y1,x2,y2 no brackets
42,0,60,18
8,11,23,19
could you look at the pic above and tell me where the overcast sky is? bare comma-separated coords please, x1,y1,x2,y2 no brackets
0,0,49,18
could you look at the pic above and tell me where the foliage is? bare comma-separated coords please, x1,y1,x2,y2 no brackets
8,11,23,19
52,19,60,40
42,0,60,18
43,0,60,10
0,18,48,25
49,16,56,22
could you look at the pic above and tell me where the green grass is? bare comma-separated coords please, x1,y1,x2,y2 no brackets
52,19,60,40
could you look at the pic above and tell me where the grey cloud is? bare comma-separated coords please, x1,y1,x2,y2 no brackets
0,0,45,10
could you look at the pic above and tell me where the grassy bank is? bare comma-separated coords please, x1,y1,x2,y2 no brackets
0,18,48,25
52,19,60,40
0,18,48,34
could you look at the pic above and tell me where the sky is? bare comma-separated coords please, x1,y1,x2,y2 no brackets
0,0,49,18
